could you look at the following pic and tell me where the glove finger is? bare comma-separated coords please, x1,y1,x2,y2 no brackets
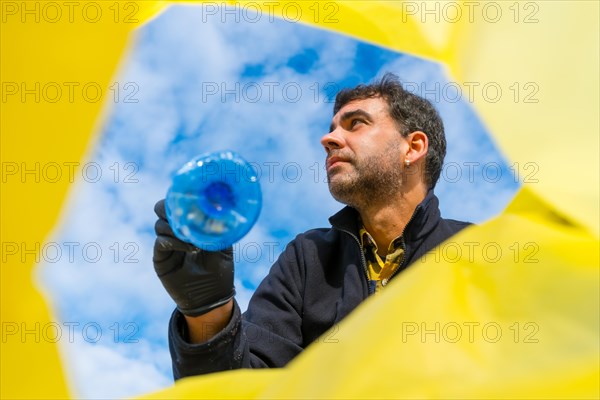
154,199,167,220
153,237,185,275
155,218,176,237
154,219,232,255
194,246,234,270
155,234,198,254
154,200,195,250
154,216,199,253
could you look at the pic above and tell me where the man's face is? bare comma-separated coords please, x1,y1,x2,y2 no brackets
321,96,408,208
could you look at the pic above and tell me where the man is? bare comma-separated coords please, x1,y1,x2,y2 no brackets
153,73,470,379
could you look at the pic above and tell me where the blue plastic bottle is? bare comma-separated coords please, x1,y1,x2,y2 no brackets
165,150,262,251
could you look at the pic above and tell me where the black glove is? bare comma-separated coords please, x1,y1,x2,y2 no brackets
153,199,235,317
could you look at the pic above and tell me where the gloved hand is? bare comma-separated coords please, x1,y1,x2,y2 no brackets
153,199,235,317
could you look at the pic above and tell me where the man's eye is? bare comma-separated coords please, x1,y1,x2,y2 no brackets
350,119,364,128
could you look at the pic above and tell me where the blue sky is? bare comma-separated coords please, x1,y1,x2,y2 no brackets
39,4,519,399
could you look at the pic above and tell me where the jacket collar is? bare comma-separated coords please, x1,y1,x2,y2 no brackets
328,190,441,244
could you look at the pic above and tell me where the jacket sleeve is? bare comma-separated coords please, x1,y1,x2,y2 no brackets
168,238,306,379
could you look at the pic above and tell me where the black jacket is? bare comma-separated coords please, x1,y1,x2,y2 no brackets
168,190,470,379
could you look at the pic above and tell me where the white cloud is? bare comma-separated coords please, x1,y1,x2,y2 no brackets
60,340,171,399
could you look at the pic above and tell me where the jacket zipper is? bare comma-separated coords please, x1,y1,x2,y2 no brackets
339,228,373,295
384,205,421,286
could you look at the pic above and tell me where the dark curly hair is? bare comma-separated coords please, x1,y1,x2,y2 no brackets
333,73,446,189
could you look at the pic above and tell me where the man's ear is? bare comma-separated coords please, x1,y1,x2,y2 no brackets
405,131,428,164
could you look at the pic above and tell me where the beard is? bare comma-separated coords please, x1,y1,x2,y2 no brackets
327,140,405,209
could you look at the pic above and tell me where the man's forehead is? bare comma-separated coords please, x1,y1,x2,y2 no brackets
332,96,388,120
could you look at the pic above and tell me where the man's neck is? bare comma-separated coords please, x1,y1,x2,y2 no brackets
357,186,427,256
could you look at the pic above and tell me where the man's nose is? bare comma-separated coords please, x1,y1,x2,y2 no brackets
320,129,344,153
